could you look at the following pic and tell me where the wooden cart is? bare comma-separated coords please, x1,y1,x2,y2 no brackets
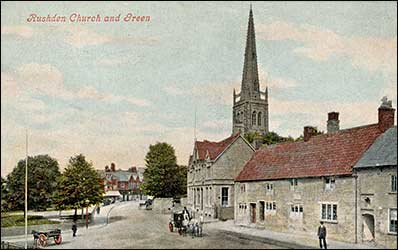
32,229,62,248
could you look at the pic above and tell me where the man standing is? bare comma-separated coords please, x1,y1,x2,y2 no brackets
318,221,327,249
183,206,191,220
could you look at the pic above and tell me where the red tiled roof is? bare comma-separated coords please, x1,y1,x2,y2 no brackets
195,133,241,161
236,124,383,181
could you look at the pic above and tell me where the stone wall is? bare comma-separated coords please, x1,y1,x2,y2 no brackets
235,175,357,243
187,136,254,220
355,166,397,249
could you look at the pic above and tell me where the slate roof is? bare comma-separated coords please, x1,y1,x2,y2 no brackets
195,133,241,161
113,171,132,182
354,126,397,168
236,124,384,182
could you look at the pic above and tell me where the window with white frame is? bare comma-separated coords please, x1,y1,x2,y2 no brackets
240,183,246,193
265,183,273,194
265,201,276,213
290,204,303,217
321,203,338,222
221,187,229,207
391,175,397,192
239,203,247,214
209,187,212,205
325,177,336,191
389,208,397,234
206,187,209,206
290,178,298,190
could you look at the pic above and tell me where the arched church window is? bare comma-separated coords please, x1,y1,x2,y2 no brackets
240,112,244,123
258,112,262,126
252,111,257,126
236,112,240,123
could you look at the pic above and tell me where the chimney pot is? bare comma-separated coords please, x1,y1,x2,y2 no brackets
378,97,395,132
304,126,316,142
327,112,340,133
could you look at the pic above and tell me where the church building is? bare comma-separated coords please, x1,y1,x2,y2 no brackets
232,7,269,136
187,7,263,220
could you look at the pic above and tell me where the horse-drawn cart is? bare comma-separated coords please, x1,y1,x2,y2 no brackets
32,228,62,248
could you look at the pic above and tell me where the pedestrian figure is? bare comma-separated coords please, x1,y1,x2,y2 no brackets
96,206,100,214
72,221,77,237
198,212,204,237
183,206,191,221
318,221,327,249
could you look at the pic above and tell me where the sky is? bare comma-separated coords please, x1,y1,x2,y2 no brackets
1,1,397,176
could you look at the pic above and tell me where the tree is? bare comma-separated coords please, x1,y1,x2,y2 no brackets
244,131,294,146
5,155,60,212
54,154,104,216
1,176,8,212
262,131,294,145
141,142,186,198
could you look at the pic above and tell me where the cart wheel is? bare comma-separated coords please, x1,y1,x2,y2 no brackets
168,222,173,232
37,234,48,248
54,235,63,245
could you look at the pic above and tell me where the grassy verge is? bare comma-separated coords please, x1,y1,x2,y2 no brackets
1,213,61,228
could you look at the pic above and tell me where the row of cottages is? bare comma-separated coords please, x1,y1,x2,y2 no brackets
187,133,255,220
234,101,397,248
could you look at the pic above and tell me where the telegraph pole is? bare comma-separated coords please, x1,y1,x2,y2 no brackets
25,130,28,249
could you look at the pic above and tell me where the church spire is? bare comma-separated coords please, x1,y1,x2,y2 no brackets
240,6,260,100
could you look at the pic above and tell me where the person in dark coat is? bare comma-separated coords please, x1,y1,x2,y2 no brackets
317,221,327,249
183,207,191,221
72,221,77,237
72,215,78,237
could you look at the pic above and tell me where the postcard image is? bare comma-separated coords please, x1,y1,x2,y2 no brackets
1,1,397,249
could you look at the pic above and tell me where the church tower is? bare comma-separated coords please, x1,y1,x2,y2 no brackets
233,7,269,135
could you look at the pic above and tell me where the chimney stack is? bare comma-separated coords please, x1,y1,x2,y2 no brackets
378,97,395,132
304,126,317,142
327,112,340,133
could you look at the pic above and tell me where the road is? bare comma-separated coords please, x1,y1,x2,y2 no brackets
2,201,281,249
31,201,280,249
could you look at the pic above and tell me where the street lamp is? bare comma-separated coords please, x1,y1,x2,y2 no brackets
85,199,90,229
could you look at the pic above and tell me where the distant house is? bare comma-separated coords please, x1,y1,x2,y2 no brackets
353,125,397,248
234,100,396,244
187,133,255,220
97,164,145,201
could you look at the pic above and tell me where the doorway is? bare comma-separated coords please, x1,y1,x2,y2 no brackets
250,203,256,224
362,214,375,242
259,201,265,221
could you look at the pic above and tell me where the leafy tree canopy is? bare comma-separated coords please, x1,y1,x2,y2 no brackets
5,155,60,211
141,142,187,198
54,154,104,213
244,131,294,146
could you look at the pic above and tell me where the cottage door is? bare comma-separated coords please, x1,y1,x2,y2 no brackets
250,203,256,223
362,214,375,242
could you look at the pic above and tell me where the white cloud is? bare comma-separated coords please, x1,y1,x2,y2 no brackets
163,85,186,96
77,86,151,107
62,26,112,48
96,58,129,66
256,21,397,74
15,63,73,99
1,25,34,38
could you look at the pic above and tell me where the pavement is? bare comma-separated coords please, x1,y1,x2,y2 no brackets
206,220,386,249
